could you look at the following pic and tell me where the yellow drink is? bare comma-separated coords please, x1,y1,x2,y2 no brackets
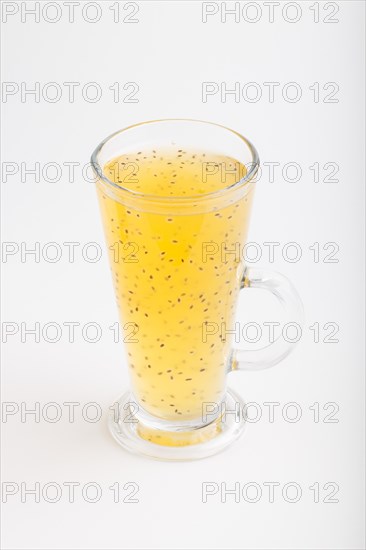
97,149,254,422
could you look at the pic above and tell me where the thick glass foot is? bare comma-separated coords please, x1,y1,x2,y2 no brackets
108,389,247,461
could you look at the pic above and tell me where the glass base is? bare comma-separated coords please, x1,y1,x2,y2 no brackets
108,389,247,461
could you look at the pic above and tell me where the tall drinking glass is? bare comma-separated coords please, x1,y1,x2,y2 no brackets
91,119,303,460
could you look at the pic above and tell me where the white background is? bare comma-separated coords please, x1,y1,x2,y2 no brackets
1,1,365,549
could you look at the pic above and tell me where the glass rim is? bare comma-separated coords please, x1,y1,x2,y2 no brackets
90,118,260,202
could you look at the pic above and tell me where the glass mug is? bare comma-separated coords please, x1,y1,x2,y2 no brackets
91,119,303,460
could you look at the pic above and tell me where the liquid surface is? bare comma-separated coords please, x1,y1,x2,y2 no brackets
97,149,254,423
103,149,246,196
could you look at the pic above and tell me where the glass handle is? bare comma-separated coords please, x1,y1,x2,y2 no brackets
230,267,304,371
